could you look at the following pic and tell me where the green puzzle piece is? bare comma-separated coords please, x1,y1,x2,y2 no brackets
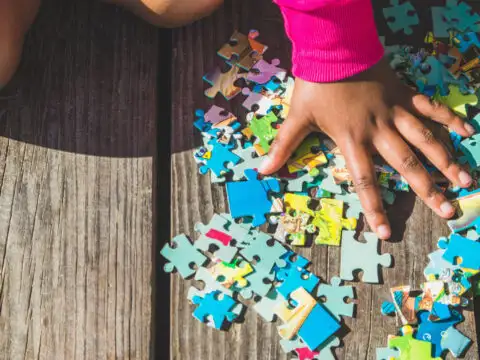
247,111,279,154
388,326,442,360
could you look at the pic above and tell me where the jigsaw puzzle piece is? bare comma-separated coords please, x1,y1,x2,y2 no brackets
192,290,241,329
194,137,241,178
240,230,288,274
440,325,471,357
274,251,311,279
443,0,480,32
187,267,233,301
276,266,320,301
203,65,246,100
438,233,480,269
287,135,327,174
217,30,267,70
247,58,286,84
275,287,341,351
459,134,480,170
226,169,281,226
376,347,400,360
242,87,276,116
161,234,208,279
227,143,267,181
388,325,441,360
239,268,275,299
447,188,480,233
275,210,315,246
282,336,340,360
431,7,450,38
209,258,253,288
316,277,355,320
253,288,282,321
335,188,363,218
383,0,419,35
340,231,392,283
246,111,280,155
415,309,465,357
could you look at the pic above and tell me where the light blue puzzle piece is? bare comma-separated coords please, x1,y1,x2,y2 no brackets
440,325,471,357
438,233,480,269
239,269,274,299
459,134,480,170
192,290,240,329
317,277,355,320
161,234,208,279
253,288,282,322
383,0,419,35
240,232,288,274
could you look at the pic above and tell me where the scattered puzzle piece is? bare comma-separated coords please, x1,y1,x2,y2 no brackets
383,0,419,35
161,234,208,279
217,30,267,70
192,290,241,329
242,87,277,116
187,266,233,301
340,231,392,283
203,65,246,100
287,135,327,174
316,277,355,320
209,259,253,288
438,233,480,269
247,58,286,84
253,288,282,322
388,325,442,360
276,266,320,301
240,230,287,274
239,268,275,299
246,111,279,155
194,136,241,178
226,169,281,226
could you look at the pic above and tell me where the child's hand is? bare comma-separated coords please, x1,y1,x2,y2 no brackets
259,59,475,240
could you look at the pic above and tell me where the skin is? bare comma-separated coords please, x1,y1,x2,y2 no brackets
2,0,476,240
260,59,476,239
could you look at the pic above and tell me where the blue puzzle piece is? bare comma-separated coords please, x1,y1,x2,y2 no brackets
273,251,310,281
441,325,471,357
226,169,281,226
192,290,240,329
298,302,341,351
276,266,320,301
160,234,208,279
431,302,452,322
439,233,480,269
453,32,480,53
415,310,464,357
195,137,241,177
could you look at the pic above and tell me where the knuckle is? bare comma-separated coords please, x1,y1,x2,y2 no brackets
400,154,421,171
353,176,377,191
420,127,435,144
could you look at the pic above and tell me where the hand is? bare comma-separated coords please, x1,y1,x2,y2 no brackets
259,58,475,240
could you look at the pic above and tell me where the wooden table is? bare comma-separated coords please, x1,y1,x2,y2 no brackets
170,1,479,359
0,0,159,358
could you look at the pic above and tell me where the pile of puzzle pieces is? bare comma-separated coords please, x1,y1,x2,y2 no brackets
162,3,480,356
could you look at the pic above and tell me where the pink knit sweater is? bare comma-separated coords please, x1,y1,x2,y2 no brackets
274,0,384,82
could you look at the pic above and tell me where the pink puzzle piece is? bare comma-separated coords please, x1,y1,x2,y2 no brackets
204,105,237,125
247,59,287,84
205,229,232,246
295,347,320,360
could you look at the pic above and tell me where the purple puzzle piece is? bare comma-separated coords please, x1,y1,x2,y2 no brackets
247,59,287,85
242,88,275,116
204,105,237,125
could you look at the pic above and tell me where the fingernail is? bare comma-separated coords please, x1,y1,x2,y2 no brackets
259,155,273,174
377,225,391,239
459,170,472,186
464,122,476,135
440,201,455,216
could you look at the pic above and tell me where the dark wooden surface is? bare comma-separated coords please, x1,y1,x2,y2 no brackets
0,0,157,358
169,1,479,359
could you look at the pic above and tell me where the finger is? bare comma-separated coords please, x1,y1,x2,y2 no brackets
259,116,311,175
394,109,473,188
373,127,455,218
411,94,475,137
341,140,391,239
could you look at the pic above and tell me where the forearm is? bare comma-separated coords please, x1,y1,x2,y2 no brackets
275,0,384,82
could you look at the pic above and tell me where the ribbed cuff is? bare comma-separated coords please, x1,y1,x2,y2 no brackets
276,0,384,82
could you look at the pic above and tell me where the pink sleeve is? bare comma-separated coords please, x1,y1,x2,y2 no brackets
274,0,384,82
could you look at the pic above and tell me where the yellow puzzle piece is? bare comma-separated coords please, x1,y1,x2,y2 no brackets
209,260,253,288
432,85,478,116
287,136,327,174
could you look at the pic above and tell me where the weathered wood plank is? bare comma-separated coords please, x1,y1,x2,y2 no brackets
0,0,157,359
170,1,478,359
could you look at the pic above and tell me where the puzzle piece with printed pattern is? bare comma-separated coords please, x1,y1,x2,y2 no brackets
192,290,242,329
388,325,442,360
194,136,241,179
276,265,320,301
226,169,281,226
246,111,280,155
416,56,469,96
161,234,208,279
217,30,267,70
203,65,247,100
341,231,392,283
242,87,278,116
287,135,327,174
448,188,480,233
438,233,480,269
275,287,341,351
415,309,467,357
209,258,253,288
453,32,480,53
187,267,233,301
274,210,315,246
383,0,419,35
316,277,355,320
247,58,287,84
193,108,239,139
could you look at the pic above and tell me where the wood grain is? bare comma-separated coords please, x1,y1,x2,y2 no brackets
170,1,478,359
0,0,157,359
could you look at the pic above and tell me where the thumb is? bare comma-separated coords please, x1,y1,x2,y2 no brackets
259,116,310,175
